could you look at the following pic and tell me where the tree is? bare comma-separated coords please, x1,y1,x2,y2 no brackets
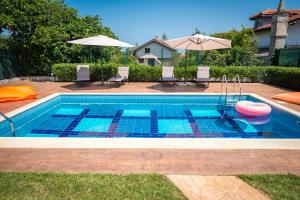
194,27,200,35
0,0,120,75
162,33,167,40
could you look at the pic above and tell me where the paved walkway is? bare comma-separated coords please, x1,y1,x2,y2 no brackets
0,148,299,175
168,175,269,200
1,81,299,113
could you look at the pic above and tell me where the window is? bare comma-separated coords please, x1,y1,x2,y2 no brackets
148,59,155,66
138,58,144,63
145,48,150,53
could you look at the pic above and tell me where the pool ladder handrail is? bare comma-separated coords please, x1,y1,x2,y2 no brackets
233,75,242,101
220,74,228,104
0,112,15,137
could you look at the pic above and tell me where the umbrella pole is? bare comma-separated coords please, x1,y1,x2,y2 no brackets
89,47,92,63
52,48,56,64
161,47,164,66
100,47,104,86
197,50,200,65
125,48,129,65
185,49,188,83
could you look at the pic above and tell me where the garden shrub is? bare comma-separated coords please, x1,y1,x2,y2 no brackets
264,67,300,90
52,63,77,81
52,64,300,90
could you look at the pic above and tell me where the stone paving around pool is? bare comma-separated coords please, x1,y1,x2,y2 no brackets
1,81,299,114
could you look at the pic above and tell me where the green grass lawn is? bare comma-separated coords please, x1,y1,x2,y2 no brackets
0,173,187,200
239,174,300,200
1,172,299,200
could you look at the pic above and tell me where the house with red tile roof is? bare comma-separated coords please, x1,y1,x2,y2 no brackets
249,6,300,52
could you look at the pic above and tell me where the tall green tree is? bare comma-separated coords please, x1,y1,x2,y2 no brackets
162,33,167,40
0,0,120,75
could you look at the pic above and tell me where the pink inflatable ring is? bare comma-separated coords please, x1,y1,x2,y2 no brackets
235,101,272,116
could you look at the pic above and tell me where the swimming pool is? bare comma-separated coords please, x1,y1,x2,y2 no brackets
0,94,299,138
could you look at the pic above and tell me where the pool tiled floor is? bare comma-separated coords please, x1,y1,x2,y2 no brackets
116,118,151,134
55,108,84,115
158,119,193,134
122,110,150,117
74,118,113,132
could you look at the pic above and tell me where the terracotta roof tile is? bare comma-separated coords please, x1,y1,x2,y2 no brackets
250,9,300,20
251,9,300,32
289,14,300,23
254,24,272,31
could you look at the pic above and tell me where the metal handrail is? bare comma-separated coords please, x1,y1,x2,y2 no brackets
233,75,242,101
221,75,228,104
0,112,15,137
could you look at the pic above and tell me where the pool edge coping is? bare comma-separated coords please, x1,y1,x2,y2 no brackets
1,92,300,149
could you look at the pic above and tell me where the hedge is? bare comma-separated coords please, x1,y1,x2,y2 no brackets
263,67,300,90
52,64,300,90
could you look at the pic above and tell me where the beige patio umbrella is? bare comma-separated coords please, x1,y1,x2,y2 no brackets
165,33,231,52
139,53,161,65
165,33,231,65
165,34,231,84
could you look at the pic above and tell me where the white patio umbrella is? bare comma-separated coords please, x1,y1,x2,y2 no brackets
68,35,134,48
68,35,134,84
68,35,134,63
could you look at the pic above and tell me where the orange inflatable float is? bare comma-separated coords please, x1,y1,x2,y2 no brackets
273,92,300,105
0,86,37,103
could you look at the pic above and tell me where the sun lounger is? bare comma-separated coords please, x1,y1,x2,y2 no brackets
196,66,210,87
76,65,90,86
108,66,129,87
161,66,177,82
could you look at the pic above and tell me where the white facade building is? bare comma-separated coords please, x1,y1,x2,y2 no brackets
249,9,300,51
133,38,176,66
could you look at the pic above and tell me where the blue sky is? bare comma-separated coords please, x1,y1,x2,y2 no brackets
65,0,300,45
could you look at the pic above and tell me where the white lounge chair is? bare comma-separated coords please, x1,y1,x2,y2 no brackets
76,65,90,86
196,66,210,87
161,66,177,82
108,66,129,87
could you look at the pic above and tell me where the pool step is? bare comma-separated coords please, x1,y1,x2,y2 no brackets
225,97,240,106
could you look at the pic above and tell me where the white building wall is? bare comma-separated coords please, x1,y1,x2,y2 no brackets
286,21,300,46
135,42,174,58
256,21,300,48
256,30,270,48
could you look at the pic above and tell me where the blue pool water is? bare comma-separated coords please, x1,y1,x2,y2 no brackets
0,95,299,138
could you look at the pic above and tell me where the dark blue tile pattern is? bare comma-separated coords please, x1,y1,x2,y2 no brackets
184,110,201,136
107,110,123,135
30,108,263,138
150,111,158,134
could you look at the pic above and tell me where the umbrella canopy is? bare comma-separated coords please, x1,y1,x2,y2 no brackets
68,35,134,48
139,53,161,64
164,33,231,51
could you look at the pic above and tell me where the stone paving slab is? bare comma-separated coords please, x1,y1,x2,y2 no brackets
0,148,299,175
168,175,270,200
